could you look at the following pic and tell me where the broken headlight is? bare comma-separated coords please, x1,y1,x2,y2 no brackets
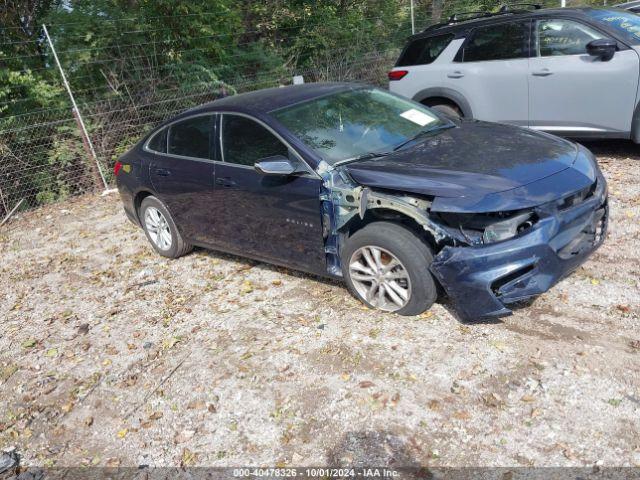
437,210,537,244
482,212,535,243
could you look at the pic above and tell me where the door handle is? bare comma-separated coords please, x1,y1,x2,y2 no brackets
447,71,465,78
154,168,171,176
215,177,237,187
532,68,553,77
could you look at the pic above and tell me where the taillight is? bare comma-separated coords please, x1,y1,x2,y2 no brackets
113,161,123,176
388,70,409,81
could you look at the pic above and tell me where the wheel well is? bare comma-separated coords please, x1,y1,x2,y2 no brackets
341,209,439,253
420,97,462,115
133,190,153,221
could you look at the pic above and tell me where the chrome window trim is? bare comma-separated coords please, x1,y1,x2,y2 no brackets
143,112,216,163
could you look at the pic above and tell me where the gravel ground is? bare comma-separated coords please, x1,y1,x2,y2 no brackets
1,141,639,468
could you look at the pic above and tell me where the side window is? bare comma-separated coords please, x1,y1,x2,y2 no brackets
396,34,454,67
221,115,289,166
167,115,212,159
147,128,167,153
462,22,528,62
536,19,604,57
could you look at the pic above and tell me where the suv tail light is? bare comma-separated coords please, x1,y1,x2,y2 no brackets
113,161,123,176
388,70,408,81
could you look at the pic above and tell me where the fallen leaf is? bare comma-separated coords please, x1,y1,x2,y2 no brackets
359,380,374,388
427,399,441,411
590,278,600,286
22,339,37,348
520,394,536,403
117,428,128,439
149,411,163,420
341,372,351,381
46,348,58,357
453,410,470,420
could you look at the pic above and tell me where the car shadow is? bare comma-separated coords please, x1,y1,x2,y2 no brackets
325,429,428,475
579,139,640,159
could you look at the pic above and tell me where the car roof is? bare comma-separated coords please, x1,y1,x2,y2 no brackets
184,82,362,117
409,6,617,39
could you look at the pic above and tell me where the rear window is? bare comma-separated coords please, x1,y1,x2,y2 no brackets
396,34,454,66
167,115,212,159
461,22,529,62
147,128,167,153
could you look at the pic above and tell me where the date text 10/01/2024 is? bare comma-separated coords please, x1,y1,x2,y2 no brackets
233,468,400,478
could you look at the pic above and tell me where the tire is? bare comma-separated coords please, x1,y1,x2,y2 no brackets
139,196,192,259
342,222,438,316
430,103,462,120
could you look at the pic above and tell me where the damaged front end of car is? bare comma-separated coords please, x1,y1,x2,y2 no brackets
318,146,608,322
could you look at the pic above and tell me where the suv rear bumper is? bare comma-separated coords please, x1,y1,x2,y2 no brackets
430,185,608,321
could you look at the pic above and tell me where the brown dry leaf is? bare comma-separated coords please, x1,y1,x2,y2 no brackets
359,380,374,388
85,416,94,427
617,304,631,313
483,392,504,408
187,400,205,410
149,411,163,420
272,280,282,286
427,399,441,411
521,395,536,403
630,340,640,350
453,410,471,420
390,393,400,407
181,448,197,466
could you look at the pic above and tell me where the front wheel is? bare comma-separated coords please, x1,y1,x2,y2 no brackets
342,222,438,316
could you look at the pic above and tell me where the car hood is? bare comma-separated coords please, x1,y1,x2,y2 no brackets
343,121,580,209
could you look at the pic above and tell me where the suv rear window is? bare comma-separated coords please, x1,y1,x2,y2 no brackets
461,22,529,62
396,34,454,66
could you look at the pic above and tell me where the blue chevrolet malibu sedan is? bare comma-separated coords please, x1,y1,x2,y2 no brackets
115,83,608,320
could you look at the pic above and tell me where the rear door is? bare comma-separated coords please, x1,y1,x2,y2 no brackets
528,18,639,134
148,114,217,244
441,20,530,125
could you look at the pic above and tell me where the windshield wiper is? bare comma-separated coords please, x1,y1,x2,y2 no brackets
336,150,393,166
392,123,456,152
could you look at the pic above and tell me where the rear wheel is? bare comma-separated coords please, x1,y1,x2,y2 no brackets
139,196,192,258
342,222,437,316
430,103,462,120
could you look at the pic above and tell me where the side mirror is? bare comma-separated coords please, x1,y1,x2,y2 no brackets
587,39,616,61
254,155,296,176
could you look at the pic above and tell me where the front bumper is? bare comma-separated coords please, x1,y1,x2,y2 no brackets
430,182,608,321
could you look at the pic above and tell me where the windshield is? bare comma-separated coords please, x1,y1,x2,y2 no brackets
587,8,640,44
271,88,445,164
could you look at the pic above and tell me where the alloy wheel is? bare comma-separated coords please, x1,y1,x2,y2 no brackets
348,245,412,312
144,206,172,250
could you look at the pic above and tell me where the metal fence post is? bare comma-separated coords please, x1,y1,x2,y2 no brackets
410,0,416,34
42,24,109,191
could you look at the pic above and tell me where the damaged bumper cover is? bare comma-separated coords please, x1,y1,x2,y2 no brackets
430,178,608,321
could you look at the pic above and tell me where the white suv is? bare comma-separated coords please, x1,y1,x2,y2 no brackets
388,6,640,143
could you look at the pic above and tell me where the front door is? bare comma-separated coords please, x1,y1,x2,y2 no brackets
442,20,531,126
212,113,326,275
528,18,640,134
148,114,218,244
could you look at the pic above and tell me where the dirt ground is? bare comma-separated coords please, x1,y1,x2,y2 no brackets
1,141,639,469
